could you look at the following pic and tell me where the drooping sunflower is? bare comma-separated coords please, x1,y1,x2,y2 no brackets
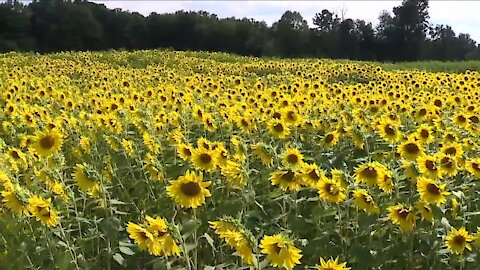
166,170,211,208
74,164,100,194
269,169,303,192
127,222,160,254
251,143,273,167
281,147,304,170
317,178,346,204
377,170,395,194
397,139,424,161
145,216,180,256
220,160,247,187
415,201,433,222
31,129,63,157
387,204,417,232
27,196,59,227
260,234,302,270
352,189,380,214
191,147,218,172
1,183,29,216
417,177,449,205
445,227,475,254
316,257,350,270
354,162,387,186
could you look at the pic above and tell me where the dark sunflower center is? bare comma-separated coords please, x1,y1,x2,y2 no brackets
199,153,212,164
325,134,334,143
326,183,339,195
420,129,429,138
273,112,282,119
241,119,249,127
397,209,410,219
11,151,20,159
419,108,427,116
362,167,378,179
281,171,295,182
287,154,298,164
40,135,55,149
445,147,456,155
472,163,480,171
457,115,466,123
404,143,420,154
308,170,320,181
287,111,296,121
425,160,437,171
469,115,479,123
182,148,192,157
180,181,201,197
273,244,282,254
441,157,453,168
273,123,284,133
384,125,396,136
426,183,441,195
453,235,466,246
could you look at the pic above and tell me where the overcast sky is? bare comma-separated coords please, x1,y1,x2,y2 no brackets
94,1,480,43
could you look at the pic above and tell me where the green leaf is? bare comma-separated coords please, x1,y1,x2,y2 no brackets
182,219,201,234
119,246,135,255
203,233,216,251
112,253,125,266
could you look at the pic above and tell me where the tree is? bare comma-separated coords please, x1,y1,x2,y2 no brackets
272,11,309,57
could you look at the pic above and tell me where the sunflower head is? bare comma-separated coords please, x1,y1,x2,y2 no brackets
166,170,211,209
32,129,63,157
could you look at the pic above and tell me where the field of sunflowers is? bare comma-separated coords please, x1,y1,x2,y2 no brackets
0,50,479,270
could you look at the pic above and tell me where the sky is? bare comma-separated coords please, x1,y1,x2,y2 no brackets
93,1,480,43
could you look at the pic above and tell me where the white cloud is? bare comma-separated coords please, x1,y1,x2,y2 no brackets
94,0,479,42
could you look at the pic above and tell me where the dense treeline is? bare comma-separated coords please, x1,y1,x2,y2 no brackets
1,0,479,61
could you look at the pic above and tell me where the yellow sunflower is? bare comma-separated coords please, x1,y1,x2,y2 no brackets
352,189,379,214
268,119,291,139
260,234,302,270
191,147,218,172
417,155,442,179
74,164,100,194
415,201,433,223
387,204,417,232
417,177,449,205
281,147,304,170
397,139,424,161
176,143,193,161
27,196,59,227
445,227,475,254
166,170,211,208
317,178,346,204
354,162,387,186
31,129,63,157
269,169,303,192
316,257,350,270
301,163,326,188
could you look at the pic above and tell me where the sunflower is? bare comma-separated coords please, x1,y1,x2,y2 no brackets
317,178,346,204
465,158,480,178
322,131,340,148
377,118,401,143
417,177,449,205
352,189,379,214
260,234,302,270
301,163,326,188
268,119,291,139
145,216,180,256
397,139,424,161
415,201,433,222
74,164,100,194
417,155,441,179
31,129,63,157
269,169,303,192
438,154,458,177
251,143,273,167
1,183,29,216
220,160,247,187
166,170,211,208
191,147,218,172
176,143,193,161
402,160,419,182
440,142,463,159
27,196,59,227
316,257,350,270
210,218,255,265
415,124,435,144
281,147,304,170
387,204,417,232
445,227,475,254
354,162,387,186
127,222,160,254
377,170,395,194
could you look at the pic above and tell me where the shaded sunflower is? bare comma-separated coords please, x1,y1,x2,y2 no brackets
28,196,59,227
251,143,273,167
74,164,100,194
301,163,326,188
415,201,433,223
166,170,211,208
465,158,480,178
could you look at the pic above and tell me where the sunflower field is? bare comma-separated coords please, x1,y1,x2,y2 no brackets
0,50,479,270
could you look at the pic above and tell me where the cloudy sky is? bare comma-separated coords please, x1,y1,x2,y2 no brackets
94,1,480,42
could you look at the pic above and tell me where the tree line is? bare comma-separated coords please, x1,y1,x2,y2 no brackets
1,0,480,62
